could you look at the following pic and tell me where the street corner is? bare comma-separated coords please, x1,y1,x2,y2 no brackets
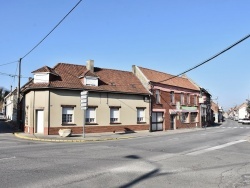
13,132,136,143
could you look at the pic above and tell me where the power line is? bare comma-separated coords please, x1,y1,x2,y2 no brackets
158,34,250,83
0,60,18,67
21,0,83,60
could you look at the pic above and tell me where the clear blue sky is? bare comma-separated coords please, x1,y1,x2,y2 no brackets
0,0,249,110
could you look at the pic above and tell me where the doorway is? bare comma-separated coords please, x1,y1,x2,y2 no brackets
36,110,44,134
152,112,164,131
170,115,176,130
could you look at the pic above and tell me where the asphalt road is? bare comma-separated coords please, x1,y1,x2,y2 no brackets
1,119,250,188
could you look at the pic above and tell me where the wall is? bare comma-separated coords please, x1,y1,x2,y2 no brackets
152,86,200,130
25,89,150,135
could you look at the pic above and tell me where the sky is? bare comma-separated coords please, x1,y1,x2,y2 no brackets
0,0,249,110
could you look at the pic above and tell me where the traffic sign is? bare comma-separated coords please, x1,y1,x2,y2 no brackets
80,90,88,110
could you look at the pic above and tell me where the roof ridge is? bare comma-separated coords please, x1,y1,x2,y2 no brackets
138,66,176,77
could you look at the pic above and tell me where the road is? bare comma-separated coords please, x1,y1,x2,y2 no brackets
1,119,250,188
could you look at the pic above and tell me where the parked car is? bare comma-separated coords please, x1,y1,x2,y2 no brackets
238,119,244,123
241,118,250,124
0,112,6,121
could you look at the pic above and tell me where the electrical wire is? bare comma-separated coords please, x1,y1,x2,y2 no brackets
0,60,18,67
158,34,250,83
21,0,83,60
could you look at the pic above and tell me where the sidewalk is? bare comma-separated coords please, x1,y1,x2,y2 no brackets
14,128,204,143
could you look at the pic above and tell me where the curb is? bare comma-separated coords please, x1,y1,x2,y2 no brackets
14,133,134,143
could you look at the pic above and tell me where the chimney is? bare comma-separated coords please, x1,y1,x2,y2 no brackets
86,60,94,72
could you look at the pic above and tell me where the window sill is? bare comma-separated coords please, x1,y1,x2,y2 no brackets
110,122,121,125
137,122,147,124
85,123,98,125
61,123,76,126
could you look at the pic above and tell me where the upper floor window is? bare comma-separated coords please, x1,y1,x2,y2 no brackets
187,94,190,104
170,91,175,104
155,90,160,104
181,93,185,105
84,76,98,86
194,95,197,106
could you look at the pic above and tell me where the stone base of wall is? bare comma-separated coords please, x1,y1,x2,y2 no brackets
49,124,150,135
24,126,34,134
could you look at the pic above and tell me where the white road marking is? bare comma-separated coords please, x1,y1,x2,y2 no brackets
0,156,16,161
186,140,247,156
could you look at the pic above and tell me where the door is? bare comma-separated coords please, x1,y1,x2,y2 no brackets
152,112,163,131
170,115,175,130
36,110,44,134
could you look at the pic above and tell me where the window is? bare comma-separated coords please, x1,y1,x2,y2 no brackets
86,107,96,123
137,108,145,122
170,91,175,103
181,93,185,105
181,112,188,123
62,107,74,123
187,94,190,104
156,90,160,104
191,112,197,122
194,95,197,106
110,108,120,123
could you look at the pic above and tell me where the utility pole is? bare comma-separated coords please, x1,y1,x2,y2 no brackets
17,58,22,130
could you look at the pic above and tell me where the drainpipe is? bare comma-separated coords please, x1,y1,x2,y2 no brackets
48,89,50,135
149,83,153,132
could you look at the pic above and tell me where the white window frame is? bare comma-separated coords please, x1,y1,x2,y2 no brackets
187,94,190,105
170,91,175,104
181,93,185,105
62,107,74,124
137,108,145,123
181,112,189,123
85,107,96,123
156,90,160,104
110,107,120,123
190,112,197,122
194,95,197,106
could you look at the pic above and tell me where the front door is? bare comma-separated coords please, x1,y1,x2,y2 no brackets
152,112,163,131
170,115,175,130
36,110,44,134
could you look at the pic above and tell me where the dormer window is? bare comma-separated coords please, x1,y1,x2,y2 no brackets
84,76,98,86
34,73,49,83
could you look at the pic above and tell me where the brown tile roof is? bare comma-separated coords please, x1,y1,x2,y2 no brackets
32,66,59,76
24,63,149,95
138,66,199,91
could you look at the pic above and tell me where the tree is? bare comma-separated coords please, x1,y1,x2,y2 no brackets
0,87,10,102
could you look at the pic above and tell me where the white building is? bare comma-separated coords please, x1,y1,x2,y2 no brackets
4,88,17,121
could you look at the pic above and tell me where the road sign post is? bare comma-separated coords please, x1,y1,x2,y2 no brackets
81,91,88,138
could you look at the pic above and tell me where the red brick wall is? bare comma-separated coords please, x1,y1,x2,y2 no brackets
152,89,200,130
49,124,149,135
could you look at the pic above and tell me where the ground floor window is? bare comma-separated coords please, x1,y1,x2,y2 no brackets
62,107,74,123
190,112,198,122
181,112,188,123
110,107,120,123
86,107,96,123
137,108,145,123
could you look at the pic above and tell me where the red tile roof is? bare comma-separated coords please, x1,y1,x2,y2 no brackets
32,66,59,76
138,66,199,91
24,63,149,95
